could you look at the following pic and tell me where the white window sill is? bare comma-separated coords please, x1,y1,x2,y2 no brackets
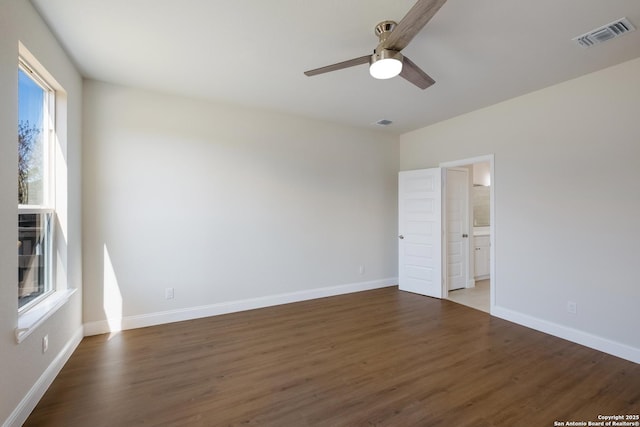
15,288,77,343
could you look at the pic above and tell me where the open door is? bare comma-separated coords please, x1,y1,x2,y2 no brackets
398,168,442,298
445,167,470,291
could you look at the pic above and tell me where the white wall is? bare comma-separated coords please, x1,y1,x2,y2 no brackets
82,80,399,332
401,57,640,362
0,1,83,425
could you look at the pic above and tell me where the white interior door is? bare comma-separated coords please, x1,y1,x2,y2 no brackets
398,169,442,298
446,168,469,291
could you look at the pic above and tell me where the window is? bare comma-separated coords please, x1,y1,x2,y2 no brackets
18,58,55,312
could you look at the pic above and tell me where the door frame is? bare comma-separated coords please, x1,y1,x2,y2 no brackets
440,155,495,313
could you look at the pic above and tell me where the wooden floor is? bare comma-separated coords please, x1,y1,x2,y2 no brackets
25,287,639,427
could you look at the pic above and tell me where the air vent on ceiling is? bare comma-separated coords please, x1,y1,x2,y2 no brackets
573,17,636,48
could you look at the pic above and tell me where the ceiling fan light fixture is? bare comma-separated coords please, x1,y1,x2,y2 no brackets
369,49,403,79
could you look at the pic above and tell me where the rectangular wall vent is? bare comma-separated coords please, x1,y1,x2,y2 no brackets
573,17,636,48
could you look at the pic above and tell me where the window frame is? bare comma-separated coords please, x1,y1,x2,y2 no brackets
17,56,57,314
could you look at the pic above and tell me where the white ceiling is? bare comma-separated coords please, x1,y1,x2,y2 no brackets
32,0,640,134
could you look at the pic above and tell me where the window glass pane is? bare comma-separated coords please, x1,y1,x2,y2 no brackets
18,68,46,206
18,212,53,308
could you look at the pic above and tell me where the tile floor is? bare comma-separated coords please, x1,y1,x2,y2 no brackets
447,279,490,313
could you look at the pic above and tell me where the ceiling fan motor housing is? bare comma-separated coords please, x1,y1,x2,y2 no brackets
370,20,404,79
369,21,403,78
370,48,403,65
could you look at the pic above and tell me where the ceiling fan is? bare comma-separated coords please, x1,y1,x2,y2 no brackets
304,0,447,89
304,0,448,90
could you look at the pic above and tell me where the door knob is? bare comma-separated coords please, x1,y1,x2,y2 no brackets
398,235,404,240
462,233,468,238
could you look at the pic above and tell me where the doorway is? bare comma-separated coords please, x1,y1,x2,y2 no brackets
397,155,494,312
441,155,494,313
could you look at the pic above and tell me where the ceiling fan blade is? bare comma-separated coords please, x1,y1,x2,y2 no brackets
304,55,370,77
383,0,448,51
400,56,435,89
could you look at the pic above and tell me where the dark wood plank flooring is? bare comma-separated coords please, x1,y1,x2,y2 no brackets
25,287,640,426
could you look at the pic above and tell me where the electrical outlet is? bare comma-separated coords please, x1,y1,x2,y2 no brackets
165,288,174,300
567,301,577,314
42,335,49,353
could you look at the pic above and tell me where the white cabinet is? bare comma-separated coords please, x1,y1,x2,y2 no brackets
474,235,490,279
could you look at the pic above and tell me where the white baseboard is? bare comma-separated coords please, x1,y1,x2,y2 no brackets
3,326,84,427
84,278,398,337
492,305,640,364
